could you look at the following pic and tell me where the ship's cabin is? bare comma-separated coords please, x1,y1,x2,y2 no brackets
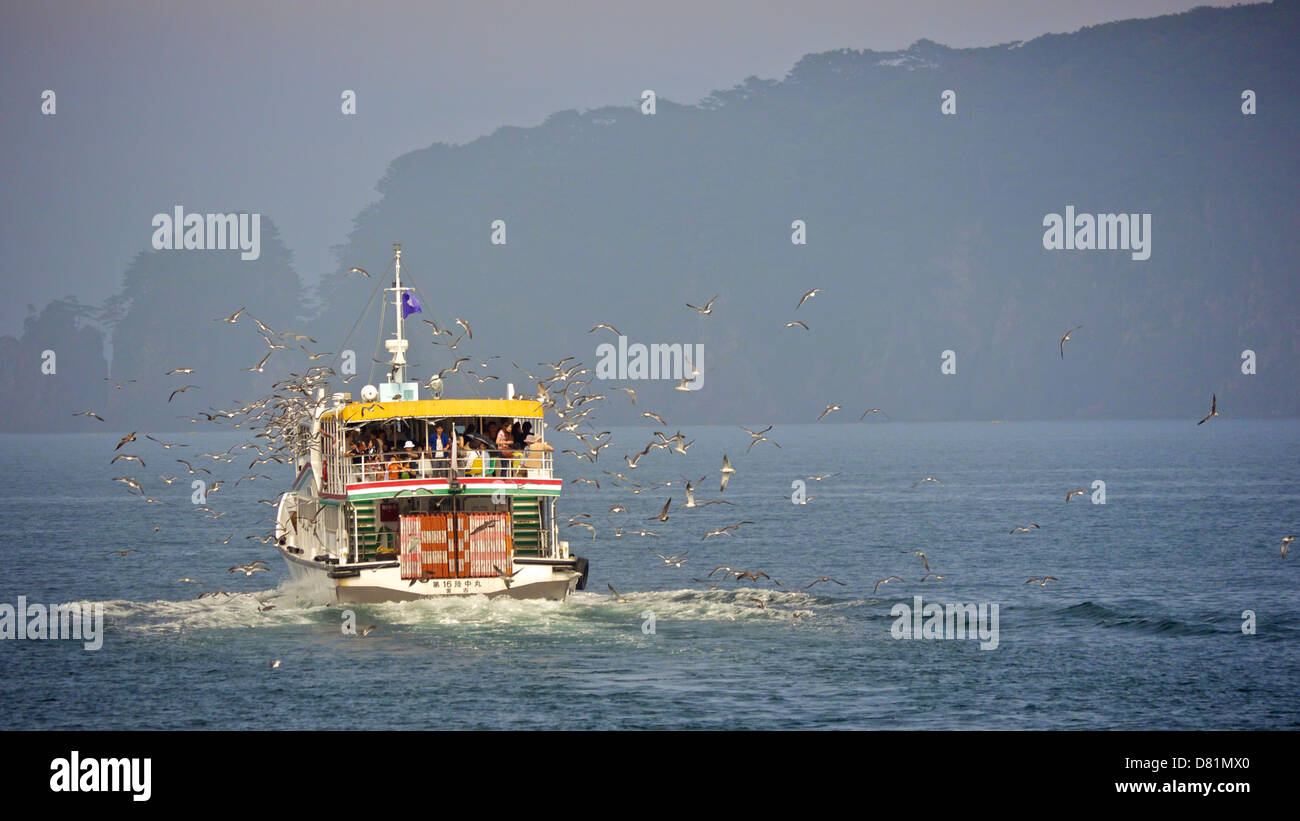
311,398,562,567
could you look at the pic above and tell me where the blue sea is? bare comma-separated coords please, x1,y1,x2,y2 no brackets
1,420,1297,729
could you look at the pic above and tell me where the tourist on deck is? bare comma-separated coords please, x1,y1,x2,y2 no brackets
429,422,451,476
522,434,553,478
400,441,418,479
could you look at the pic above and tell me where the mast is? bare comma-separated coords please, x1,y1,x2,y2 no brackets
384,243,409,384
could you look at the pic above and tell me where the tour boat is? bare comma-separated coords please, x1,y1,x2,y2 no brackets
273,245,589,602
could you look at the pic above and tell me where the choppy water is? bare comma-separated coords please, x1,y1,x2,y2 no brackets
1,420,1297,729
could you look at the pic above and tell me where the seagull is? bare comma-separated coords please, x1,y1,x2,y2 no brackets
801,577,846,590
1197,394,1220,425
470,520,496,535
1010,524,1042,533
818,404,841,421
686,295,718,315
1026,577,1059,588
741,425,780,452
165,367,195,375
567,521,597,541
859,408,888,420
796,288,823,309
73,410,105,422
588,323,622,336
1066,489,1087,503
1282,536,1294,558
606,584,628,603
175,459,210,475
112,477,143,493
494,565,521,589
114,431,137,451
920,573,946,582
1060,325,1082,358
168,385,197,402
346,267,370,278
914,476,942,487
111,454,145,467
682,477,728,509
214,307,245,323
359,625,377,637
642,411,666,425
807,473,835,481
873,576,904,594
784,321,809,330
651,550,689,568
614,387,636,404
719,454,735,492
913,551,930,572
270,659,282,669
455,318,472,339
145,435,187,449
648,499,672,522
243,351,273,373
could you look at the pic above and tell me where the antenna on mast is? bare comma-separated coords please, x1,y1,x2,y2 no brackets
384,243,409,384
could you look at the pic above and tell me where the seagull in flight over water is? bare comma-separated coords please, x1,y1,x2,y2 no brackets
1197,394,1220,425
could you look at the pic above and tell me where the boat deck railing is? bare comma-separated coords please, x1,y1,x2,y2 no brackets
344,450,553,485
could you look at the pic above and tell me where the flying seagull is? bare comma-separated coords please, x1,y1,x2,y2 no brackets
1197,394,1220,425
796,288,823,309
873,576,904,595
801,577,847,590
648,499,672,522
784,321,809,330
719,454,735,492
1066,489,1087,503
686,295,718,315
213,307,245,324
1060,325,1082,358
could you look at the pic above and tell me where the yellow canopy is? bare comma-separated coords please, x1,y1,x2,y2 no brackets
323,398,545,423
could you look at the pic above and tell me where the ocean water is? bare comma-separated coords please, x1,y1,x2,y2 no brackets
0,420,1296,730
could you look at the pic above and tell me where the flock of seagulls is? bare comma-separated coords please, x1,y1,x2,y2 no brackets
76,272,1288,650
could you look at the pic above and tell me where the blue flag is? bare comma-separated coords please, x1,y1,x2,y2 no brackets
401,292,422,319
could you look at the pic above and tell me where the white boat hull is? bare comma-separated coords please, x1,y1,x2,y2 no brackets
278,547,582,604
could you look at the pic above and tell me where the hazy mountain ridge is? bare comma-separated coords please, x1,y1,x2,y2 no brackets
4,1,1296,430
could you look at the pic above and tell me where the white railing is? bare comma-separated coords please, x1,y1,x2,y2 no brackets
344,450,553,484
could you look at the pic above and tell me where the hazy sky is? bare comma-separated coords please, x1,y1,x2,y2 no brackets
0,0,1244,335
